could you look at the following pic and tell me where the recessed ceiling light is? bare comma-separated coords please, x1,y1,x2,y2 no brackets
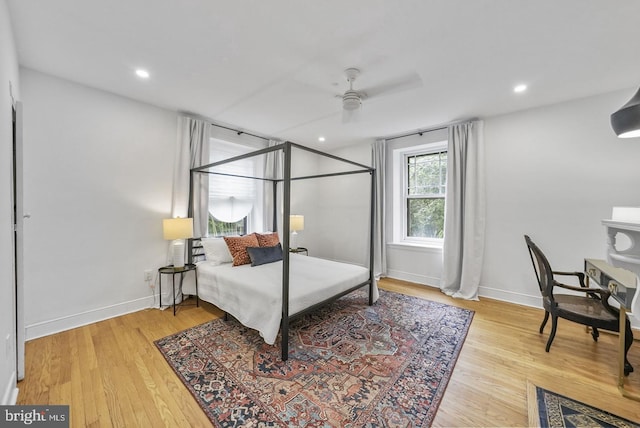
514,84,527,93
318,136,326,142
135,69,150,79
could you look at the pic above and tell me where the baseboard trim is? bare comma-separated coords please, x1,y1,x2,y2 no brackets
386,269,440,287
476,285,640,329
2,371,18,405
477,285,542,309
25,296,157,341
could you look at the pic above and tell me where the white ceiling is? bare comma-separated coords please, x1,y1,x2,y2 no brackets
7,0,640,148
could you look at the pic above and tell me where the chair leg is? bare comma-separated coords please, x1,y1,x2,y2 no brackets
539,311,549,334
624,321,634,376
545,316,558,352
591,327,599,342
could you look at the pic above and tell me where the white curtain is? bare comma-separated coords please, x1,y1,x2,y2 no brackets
440,120,485,300
263,140,283,232
372,139,387,278
165,116,210,306
173,116,210,237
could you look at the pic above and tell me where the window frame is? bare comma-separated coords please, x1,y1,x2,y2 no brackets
392,140,448,247
207,138,264,236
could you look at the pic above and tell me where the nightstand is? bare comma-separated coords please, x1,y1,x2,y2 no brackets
158,264,198,315
290,247,308,256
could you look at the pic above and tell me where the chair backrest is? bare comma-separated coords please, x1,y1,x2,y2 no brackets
524,235,555,298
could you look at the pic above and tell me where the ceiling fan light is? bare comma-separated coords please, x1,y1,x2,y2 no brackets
611,86,640,138
343,91,361,111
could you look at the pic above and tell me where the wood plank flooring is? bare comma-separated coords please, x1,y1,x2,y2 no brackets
17,278,640,427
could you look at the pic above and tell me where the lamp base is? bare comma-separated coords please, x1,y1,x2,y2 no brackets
290,231,298,250
172,240,185,268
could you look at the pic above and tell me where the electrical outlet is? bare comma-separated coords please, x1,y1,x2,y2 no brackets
144,269,153,282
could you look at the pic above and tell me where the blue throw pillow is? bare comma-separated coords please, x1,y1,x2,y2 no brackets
246,243,283,266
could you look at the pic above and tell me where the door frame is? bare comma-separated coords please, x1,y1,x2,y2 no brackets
12,101,24,380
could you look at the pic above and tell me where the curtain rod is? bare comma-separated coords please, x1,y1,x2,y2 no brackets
181,112,273,142
385,126,447,141
209,122,271,142
384,118,476,142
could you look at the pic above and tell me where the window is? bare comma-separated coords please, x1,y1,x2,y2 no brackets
406,151,447,239
209,216,247,237
208,139,260,237
391,136,448,246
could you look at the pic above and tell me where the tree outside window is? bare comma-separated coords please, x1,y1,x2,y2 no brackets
406,151,446,239
208,215,246,237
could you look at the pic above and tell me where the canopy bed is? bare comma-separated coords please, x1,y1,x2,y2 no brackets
187,141,377,360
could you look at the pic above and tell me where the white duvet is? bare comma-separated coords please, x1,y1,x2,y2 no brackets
196,254,378,344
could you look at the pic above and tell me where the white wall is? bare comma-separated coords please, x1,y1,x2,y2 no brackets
315,89,640,321
482,89,640,310
21,68,177,339
0,0,20,405
309,144,373,266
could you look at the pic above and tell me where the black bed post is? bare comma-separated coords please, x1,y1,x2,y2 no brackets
272,180,278,233
187,169,195,265
281,142,292,361
369,168,376,306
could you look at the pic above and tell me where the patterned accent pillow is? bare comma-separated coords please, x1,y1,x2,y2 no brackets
223,234,260,266
255,232,280,247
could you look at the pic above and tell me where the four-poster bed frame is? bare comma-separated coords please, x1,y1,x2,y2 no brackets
187,141,376,361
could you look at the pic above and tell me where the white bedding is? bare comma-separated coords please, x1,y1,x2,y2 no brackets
196,254,378,344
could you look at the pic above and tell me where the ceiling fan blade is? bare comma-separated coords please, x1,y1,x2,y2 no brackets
361,72,423,99
341,109,352,123
341,106,362,124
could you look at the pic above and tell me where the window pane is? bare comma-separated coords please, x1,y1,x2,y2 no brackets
407,152,447,197
407,198,445,238
209,215,246,237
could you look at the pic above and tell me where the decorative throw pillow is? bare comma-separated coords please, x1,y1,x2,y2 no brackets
223,234,260,266
200,238,233,265
255,232,280,247
247,243,283,267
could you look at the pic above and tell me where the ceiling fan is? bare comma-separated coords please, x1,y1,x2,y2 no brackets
338,67,423,122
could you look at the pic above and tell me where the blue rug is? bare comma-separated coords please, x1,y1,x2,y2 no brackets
528,382,639,427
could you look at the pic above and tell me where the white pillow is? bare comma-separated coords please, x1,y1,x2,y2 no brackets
200,238,233,265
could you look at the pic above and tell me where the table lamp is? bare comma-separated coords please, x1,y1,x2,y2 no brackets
163,217,194,268
290,215,304,249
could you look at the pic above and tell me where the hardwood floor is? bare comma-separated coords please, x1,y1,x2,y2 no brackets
17,278,640,427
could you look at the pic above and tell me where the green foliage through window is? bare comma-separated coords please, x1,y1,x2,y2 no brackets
406,151,446,239
209,215,246,237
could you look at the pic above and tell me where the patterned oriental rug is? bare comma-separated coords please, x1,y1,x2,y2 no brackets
155,289,474,427
527,382,640,428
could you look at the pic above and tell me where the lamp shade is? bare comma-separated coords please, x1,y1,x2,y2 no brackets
611,87,640,138
163,218,194,240
290,215,304,232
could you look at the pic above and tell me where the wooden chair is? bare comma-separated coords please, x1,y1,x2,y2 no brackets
524,235,634,376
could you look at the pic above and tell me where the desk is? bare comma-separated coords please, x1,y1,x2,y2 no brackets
585,258,639,401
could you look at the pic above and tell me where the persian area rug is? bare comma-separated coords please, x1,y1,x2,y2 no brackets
155,289,474,427
527,382,640,428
